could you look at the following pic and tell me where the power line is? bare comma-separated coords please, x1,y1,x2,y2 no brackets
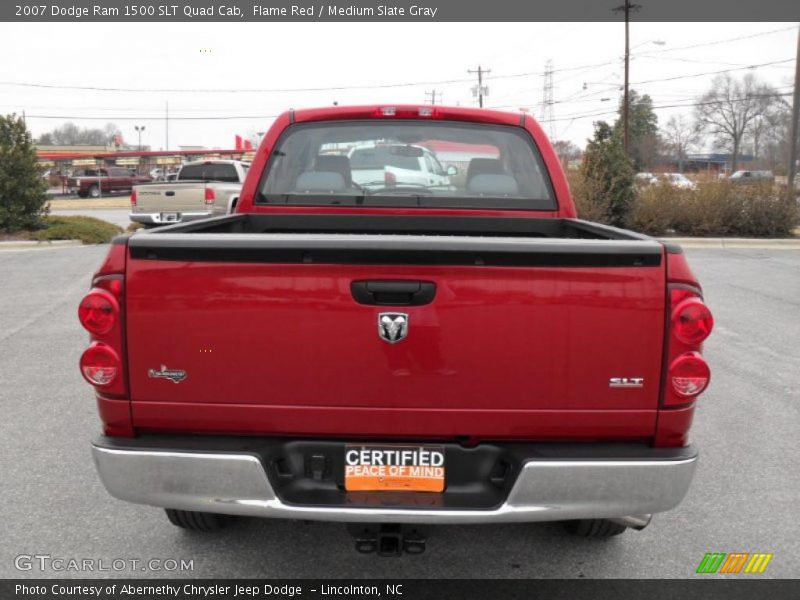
631,59,795,86
22,90,794,124
23,114,282,121
3,27,793,97
635,25,797,56
546,92,794,122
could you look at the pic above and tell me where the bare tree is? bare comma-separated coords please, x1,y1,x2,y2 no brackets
39,122,121,146
551,140,582,166
661,115,700,173
694,73,780,173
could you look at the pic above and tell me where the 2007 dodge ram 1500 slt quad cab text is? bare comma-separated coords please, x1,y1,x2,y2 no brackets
79,105,713,555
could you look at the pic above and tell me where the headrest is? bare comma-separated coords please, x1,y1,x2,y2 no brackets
467,174,519,196
466,158,505,182
315,155,352,187
295,171,346,193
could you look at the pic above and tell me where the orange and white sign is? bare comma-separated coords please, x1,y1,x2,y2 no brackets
345,445,445,493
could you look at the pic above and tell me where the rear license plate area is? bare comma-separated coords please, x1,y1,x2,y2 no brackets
344,444,445,492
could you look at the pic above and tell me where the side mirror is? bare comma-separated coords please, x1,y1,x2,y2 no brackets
446,165,458,176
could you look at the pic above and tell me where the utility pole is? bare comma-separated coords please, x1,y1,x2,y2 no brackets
614,1,641,158
787,25,800,201
468,65,490,108
425,90,441,105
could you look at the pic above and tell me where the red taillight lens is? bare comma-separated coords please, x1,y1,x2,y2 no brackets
385,170,397,187
669,352,710,397
672,297,713,345
204,188,216,204
78,290,119,335
80,343,121,387
130,189,137,206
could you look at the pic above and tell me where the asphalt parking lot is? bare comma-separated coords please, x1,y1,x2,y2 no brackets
0,245,798,578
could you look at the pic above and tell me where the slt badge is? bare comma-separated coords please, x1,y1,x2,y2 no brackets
378,313,409,344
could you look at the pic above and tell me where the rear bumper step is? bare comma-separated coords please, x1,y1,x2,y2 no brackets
91,437,697,524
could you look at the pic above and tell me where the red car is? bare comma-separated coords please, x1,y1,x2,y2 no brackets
79,105,712,555
67,166,151,198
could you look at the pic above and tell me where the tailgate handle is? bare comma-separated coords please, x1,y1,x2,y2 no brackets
165,191,175,197
351,280,436,306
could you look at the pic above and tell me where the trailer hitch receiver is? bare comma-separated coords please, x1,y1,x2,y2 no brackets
347,524,427,557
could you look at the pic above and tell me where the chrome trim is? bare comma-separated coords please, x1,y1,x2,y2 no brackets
129,212,212,225
92,445,697,525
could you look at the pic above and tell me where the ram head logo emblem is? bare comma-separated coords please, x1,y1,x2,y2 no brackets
378,313,409,344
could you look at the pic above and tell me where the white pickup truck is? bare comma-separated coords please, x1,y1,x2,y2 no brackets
347,143,454,190
130,160,249,227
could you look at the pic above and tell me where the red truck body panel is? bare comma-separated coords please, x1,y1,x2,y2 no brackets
124,259,665,439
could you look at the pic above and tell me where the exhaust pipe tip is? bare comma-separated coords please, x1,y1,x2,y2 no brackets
610,514,652,531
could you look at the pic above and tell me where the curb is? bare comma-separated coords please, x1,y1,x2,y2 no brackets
660,237,800,249
0,239,84,251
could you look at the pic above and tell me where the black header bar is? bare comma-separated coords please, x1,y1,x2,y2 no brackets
3,0,800,22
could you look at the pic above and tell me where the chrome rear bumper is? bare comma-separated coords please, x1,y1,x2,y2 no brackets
91,441,697,525
129,211,212,225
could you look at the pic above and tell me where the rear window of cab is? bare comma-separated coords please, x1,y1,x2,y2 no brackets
256,120,557,211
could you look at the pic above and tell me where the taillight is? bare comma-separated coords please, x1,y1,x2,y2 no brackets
80,342,121,387
385,171,397,187
204,188,216,204
78,290,119,335
130,189,137,206
78,249,128,398
669,352,710,397
671,297,714,345
662,282,714,408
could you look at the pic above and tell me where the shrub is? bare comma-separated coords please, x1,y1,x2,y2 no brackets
626,181,798,238
31,216,122,245
626,183,682,236
0,114,49,232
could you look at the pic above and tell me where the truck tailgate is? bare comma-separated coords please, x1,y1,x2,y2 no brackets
132,183,207,213
125,233,666,440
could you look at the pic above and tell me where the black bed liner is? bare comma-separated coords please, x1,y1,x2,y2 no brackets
125,213,673,268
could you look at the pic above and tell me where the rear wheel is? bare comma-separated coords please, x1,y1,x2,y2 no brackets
165,509,231,531
563,519,627,538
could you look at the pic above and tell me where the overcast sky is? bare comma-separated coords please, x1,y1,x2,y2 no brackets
0,22,797,150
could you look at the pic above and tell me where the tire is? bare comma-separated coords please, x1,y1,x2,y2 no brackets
165,509,231,532
77,191,88,198
88,185,100,198
563,519,627,538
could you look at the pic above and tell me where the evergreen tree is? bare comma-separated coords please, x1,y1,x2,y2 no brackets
581,121,635,227
0,114,48,232
614,90,659,171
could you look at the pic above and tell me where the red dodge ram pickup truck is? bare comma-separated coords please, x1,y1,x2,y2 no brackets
80,105,713,554
68,166,151,198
